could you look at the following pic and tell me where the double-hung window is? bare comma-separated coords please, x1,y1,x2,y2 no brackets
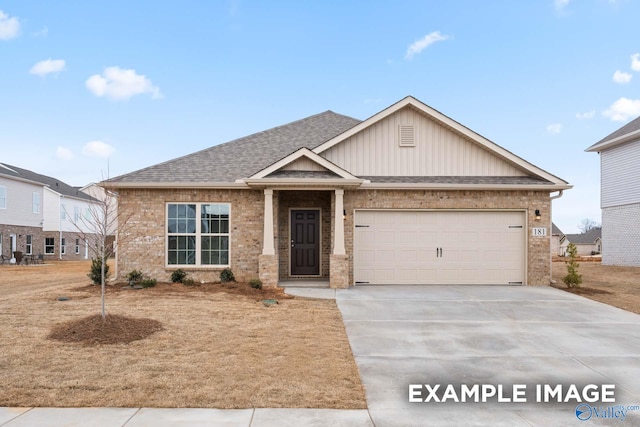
0,186,6,209
26,235,32,255
167,203,230,266
32,192,40,214
45,237,55,254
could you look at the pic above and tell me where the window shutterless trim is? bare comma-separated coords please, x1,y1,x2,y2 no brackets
165,202,231,268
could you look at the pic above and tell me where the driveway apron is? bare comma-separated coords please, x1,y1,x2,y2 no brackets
336,285,640,426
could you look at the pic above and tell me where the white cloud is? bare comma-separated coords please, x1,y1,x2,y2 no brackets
32,26,48,37
555,0,570,11
29,59,66,76
85,67,162,101
82,140,115,158
546,123,563,134
576,110,595,120
405,31,449,60
603,97,640,122
613,70,632,84
631,53,640,72
0,10,20,40
56,146,74,161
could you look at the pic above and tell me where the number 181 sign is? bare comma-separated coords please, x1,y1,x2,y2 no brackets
532,227,547,236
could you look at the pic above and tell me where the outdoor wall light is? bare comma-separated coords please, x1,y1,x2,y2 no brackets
343,209,347,220
535,209,541,220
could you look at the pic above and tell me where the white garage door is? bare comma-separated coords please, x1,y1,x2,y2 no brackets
354,210,525,285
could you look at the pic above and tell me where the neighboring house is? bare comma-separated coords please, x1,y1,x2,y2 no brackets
586,115,640,267
106,96,571,287
561,227,602,257
0,163,102,261
551,222,566,256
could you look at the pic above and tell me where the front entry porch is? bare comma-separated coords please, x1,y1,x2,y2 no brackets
258,188,349,289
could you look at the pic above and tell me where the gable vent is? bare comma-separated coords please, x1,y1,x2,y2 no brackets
398,125,415,147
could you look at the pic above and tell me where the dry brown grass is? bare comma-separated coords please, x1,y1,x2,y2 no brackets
552,260,640,315
0,261,366,409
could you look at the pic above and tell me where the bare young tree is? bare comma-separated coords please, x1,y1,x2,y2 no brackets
578,218,600,234
66,184,131,319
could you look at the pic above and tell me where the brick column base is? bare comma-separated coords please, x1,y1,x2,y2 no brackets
330,254,349,289
259,254,279,287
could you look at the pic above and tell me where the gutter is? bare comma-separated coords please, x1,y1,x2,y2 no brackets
549,190,565,285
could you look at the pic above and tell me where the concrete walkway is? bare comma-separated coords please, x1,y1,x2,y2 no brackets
0,408,374,426
336,285,640,426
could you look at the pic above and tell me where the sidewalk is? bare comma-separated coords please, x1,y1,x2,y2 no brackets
0,407,374,426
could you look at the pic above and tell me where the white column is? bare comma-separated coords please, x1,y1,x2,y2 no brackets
262,189,275,255
333,189,346,255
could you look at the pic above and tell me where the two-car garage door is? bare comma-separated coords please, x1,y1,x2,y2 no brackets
354,210,525,285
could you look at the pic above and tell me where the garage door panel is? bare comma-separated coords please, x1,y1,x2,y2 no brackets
354,210,525,285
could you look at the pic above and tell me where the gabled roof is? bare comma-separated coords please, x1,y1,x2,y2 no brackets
107,111,361,185
0,163,95,201
565,227,602,245
552,222,565,237
314,96,569,186
586,115,640,152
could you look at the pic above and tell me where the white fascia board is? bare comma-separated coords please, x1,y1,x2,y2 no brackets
249,147,359,180
100,181,250,189
313,96,568,185
360,182,573,191
243,178,364,188
585,130,640,152
0,172,47,187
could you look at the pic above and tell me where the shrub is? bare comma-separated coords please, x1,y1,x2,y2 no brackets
171,269,187,283
249,278,262,289
220,268,235,283
182,277,196,286
562,243,582,288
140,278,157,288
127,269,143,283
88,258,110,285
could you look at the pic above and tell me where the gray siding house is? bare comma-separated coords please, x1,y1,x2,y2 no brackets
586,116,640,266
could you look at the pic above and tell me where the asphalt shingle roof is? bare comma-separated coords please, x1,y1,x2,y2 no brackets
552,222,564,237
590,115,640,148
565,227,602,245
360,176,552,185
0,163,95,201
109,111,361,184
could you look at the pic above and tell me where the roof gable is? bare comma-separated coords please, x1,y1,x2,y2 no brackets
248,148,359,180
314,96,568,185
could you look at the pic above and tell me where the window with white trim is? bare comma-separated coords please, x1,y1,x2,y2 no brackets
75,238,80,254
167,203,230,266
61,204,66,220
74,207,81,223
0,186,6,209
45,237,55,254
61,237,66,255
26,235,32,255
32,192,40,214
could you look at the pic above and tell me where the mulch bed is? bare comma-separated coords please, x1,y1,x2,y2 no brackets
48,314,164,345
551,285,613,296
74,281,294,301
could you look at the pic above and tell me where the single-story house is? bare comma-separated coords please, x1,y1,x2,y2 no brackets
106,96,571,288
561,227,602,256
586,115,640,267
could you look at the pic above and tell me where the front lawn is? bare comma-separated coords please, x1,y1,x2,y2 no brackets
0,261,366,408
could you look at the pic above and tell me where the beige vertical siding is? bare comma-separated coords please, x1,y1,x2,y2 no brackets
321,106,527,177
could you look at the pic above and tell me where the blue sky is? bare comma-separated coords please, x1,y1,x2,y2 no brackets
1,1,639,233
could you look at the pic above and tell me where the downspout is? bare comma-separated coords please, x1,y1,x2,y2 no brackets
59,195,64,260
549,190,564,284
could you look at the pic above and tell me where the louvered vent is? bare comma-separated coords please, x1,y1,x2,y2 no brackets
398,125,415,147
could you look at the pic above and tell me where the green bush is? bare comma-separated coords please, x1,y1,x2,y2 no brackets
562,243,582,288
171,269,187,283
88,258,109,285
182,277,196,286
127,269,143,283
220,268,235,283
140,278,157,288
249,278,262,289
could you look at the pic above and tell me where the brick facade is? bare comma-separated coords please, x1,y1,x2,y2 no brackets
0,225,91,262
116,187,552,286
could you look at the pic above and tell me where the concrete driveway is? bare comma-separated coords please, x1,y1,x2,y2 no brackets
336,286,640,426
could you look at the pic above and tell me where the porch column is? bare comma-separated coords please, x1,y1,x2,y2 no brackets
262,189,275,255
333,189,345,255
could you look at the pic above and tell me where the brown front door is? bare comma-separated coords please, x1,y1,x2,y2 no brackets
290,209,320,276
